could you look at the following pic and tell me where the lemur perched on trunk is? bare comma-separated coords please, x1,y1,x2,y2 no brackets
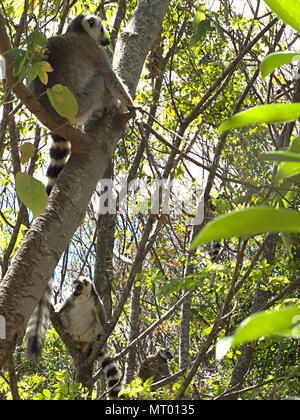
55,277,121,399
25,14,135,362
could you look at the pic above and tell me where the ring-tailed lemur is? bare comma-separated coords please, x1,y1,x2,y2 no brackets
32,14,134,195
137,348,174,382
56,277,121,399
25,14,135,361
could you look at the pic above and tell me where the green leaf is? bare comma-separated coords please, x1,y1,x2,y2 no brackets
4,48,29,81
263,0,300,33
216,306,300,359
290,134,300,152
20,142,34,164
191,20,212,46
260,51,300,80
191,207,300,248
47,84,78,125
31,60,53,84
275,161,300,183
42,389,51,399
26,31,48,50
16,172,48,218
192,5,206,28
219,104,300,132
260,151,300,163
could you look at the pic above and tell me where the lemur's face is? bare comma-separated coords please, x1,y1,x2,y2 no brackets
73,277,92,298
160,348,174,361
82,15,110,46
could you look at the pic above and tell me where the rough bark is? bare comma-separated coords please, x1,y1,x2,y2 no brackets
94,162,116,319
124,284,141,384
0,0,170,370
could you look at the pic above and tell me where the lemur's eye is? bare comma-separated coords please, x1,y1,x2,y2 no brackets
88,17,95,27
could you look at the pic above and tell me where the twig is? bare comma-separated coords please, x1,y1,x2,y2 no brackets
136,118,162,179
150,367,188,391
215,376,286,400
261,277,300,311
113,292,190,362
7,354,20,400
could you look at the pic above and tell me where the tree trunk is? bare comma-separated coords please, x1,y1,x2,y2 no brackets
94,161,116,318
0,0,170,370
124,283,141,384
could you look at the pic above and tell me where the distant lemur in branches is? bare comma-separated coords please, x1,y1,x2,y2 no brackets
25,14,135,362
137,348,174,382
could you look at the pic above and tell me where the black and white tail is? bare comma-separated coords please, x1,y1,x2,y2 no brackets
25,133,71,361
211,241,222,263
98,351,121,399
45,133,71,195
25,277,53,361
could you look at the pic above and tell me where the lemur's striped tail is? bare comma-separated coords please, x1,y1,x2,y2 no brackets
46,133,71,195
98,351,121,399
25,133,70,361
25,277,53,362
211,241,222,263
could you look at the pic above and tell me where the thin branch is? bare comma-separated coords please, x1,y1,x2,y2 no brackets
180,17,279,132
1,204,28,276
175,244,247,400
215,376,287,400
261,277,300,311
150,367,188,391
113,292,190,363
111,0,127,47
7,354,20,400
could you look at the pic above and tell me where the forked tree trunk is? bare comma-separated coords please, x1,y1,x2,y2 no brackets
0,0,170,371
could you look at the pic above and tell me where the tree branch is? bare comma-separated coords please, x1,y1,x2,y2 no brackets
0,0,171,372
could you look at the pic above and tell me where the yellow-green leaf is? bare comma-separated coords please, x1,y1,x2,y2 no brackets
216,305,300,359
290,134,300,153
16,172,48,218
32,60,53,85
260,51,300,80
263,0,300,33
260,151,300,163
20,143,34,164
275,161,300,183
47,84,78,125
191,207,300,248
219,104,300,132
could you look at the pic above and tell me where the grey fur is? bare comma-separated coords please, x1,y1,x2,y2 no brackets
56,277,121,399
25,13,134,363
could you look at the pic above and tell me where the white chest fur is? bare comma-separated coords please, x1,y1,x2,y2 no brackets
63,296,102,344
